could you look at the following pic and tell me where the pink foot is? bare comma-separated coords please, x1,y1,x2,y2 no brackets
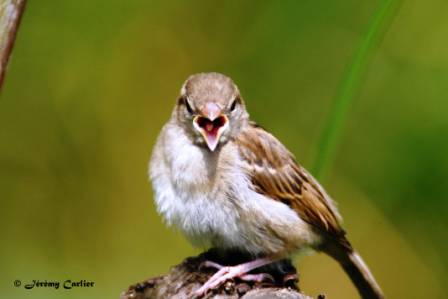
199,260,224,271
283,273,298,284
240,273,274,283
194,256,277,297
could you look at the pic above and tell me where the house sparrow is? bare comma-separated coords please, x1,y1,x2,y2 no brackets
149,72,384,298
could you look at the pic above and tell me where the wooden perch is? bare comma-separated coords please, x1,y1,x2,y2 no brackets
121,249,322,299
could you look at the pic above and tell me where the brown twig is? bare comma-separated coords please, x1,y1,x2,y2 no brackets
121,249,318,299
0,0,27,89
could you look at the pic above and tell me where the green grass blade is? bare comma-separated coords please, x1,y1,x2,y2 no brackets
311,0,400,180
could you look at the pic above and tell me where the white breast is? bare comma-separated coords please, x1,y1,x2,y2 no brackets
149,123,239,247
149,122,319,255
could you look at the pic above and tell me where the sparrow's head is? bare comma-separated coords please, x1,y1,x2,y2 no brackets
175,72,248,151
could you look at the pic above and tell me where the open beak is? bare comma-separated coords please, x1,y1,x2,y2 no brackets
193,103,229,151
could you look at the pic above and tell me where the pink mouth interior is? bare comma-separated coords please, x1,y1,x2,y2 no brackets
196,116,227,137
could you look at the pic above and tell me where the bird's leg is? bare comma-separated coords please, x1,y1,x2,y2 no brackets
195,256,278,296
239,273,275,283
200,260,274,283
199,260,225,271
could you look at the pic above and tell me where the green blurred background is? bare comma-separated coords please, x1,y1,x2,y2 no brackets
1,0,447,298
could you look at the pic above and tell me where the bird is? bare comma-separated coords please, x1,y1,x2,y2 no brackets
149,72,384,298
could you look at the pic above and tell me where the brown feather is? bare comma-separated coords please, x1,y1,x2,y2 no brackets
236,122,346,239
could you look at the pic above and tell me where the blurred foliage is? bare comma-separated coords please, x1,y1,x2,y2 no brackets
1,0,447,298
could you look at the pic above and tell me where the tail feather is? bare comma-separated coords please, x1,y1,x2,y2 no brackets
323,241,384,299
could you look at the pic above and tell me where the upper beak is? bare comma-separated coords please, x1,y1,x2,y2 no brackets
202,102,221,121
193,103,229,151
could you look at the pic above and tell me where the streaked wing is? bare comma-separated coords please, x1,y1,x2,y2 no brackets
235,122,345,237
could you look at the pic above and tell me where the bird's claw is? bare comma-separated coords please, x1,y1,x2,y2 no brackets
240,273,275,283
194,265,275,297
198,260,224,271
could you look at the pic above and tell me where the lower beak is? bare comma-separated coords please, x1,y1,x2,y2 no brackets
193,115,229,151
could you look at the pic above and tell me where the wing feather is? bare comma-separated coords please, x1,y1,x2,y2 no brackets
236,122,345,237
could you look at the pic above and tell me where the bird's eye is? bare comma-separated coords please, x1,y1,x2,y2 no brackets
230,99,237,112
185,98,193,114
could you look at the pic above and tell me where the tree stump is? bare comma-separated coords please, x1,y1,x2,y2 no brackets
121,249,319,299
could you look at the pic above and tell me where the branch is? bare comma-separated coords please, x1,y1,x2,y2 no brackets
0,0,27,89
121,249,319,299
